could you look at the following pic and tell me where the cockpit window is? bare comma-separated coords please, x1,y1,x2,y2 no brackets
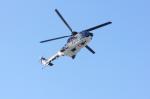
80,31,89,37
67,36,76,43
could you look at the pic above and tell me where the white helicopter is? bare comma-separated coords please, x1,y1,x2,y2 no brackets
40,9,112,67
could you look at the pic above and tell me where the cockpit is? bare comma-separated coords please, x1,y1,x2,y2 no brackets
67,36,76,43
80,31,93,37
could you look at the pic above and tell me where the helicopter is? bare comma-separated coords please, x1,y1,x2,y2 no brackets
40,9,112,67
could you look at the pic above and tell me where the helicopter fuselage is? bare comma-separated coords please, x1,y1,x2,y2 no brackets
40,31,93,67
61,31,93,58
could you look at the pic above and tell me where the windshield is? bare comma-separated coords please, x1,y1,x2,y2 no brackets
67,36,76,43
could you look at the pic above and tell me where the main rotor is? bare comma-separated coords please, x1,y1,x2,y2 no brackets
40,9,112,43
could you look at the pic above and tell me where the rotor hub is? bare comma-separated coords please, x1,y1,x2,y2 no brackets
72,31,78,35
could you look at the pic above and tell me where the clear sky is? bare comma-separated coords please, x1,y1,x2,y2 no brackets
0,0,150,99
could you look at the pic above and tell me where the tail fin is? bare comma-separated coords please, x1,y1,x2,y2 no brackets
40,57,53,66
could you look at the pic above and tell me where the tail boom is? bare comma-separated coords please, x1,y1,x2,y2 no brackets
40,51,63,67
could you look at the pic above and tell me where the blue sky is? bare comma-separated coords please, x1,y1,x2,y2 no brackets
0,0,150,99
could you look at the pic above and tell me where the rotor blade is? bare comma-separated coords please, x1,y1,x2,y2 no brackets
55,9,73,33
85,45,95,54
40,35,71,43
83,21,112,32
